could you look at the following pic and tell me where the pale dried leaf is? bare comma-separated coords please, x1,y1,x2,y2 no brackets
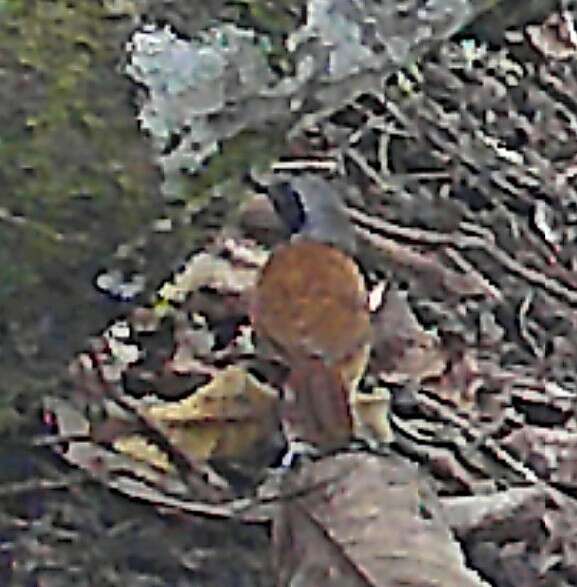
158,251,260,304
273,452,489,586
45,398,267,519
113,366,280,465
353,387,393,445
442,487,547,536
44,397,191,500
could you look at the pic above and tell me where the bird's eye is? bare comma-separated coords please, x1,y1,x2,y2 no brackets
267,182,306,234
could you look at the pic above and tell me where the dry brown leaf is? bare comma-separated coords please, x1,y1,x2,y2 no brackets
502,426,577,487
273,452,490,587
424,346,482,408
371,287,447,383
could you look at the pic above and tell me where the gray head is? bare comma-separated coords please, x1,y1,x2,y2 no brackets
267,175,357,254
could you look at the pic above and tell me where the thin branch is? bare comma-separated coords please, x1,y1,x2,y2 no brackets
349,207,577,306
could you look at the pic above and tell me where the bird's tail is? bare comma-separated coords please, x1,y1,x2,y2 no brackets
283,357,354,451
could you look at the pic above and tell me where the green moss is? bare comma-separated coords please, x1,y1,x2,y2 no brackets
188,130,283,203
0,0,164,429
238,0,302,32
0,1,159,284
0,0,294,432
229,0,303,74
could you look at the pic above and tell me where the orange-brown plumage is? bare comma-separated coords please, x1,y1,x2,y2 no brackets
251,239,371,448
252,240,370,364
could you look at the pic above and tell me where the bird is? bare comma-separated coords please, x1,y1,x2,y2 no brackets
250,175,372,450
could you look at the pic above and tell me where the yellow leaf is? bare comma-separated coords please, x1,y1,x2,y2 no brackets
113,366,280,468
